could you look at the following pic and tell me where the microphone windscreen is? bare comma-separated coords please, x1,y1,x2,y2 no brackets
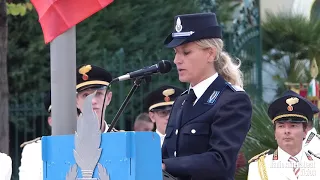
158,60,172,74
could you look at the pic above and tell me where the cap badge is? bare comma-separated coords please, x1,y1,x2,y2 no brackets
163,88,175,102
79,65,92,81
286,97,299,111
175,17,182,32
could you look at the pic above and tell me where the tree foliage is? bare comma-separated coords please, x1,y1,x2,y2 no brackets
6,2,32,16
262,11,320,96
8,0,204,95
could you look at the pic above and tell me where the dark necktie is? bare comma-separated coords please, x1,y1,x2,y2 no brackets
186,89,196,105
182,89,197,120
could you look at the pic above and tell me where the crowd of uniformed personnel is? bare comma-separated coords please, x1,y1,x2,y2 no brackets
1,12,320,180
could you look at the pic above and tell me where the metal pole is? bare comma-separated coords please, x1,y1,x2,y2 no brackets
50,26,77,135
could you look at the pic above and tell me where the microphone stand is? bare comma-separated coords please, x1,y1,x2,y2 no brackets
99,83,113,130
107,77,146,132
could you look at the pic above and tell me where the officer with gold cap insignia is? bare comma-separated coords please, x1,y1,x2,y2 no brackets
247,91,320,180
76,64,114,133
19,65,116,180
144,85,184,147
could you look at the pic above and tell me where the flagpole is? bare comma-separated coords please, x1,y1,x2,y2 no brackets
50,26,77,135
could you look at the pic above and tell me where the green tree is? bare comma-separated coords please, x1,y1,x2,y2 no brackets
0,0,32,154
262,11,320,96
6,2,32,16
199,0,242,25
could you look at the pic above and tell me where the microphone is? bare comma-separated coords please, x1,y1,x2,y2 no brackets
308,150,320,159
112,60,172,82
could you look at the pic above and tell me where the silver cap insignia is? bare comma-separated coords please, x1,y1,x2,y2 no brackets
175,17,182,32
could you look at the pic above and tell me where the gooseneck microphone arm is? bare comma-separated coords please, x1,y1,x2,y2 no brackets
107,77,146,132
113,60,172,82
103,60,172,132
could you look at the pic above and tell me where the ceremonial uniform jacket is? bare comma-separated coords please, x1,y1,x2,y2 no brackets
0,152,12,180
162,74,252,180
19,137,43,180
248,147,320,180
303,128,320,157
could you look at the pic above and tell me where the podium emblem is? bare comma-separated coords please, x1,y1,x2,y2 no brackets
66,92,110,180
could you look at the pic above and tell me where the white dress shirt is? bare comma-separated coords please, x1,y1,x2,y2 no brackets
191,73,218,105
19,139,43,180
156,129,166,147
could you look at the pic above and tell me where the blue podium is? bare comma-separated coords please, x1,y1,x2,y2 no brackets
42,132,162,180
42,93,163,180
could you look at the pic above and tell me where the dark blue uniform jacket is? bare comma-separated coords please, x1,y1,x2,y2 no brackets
162,75,252,180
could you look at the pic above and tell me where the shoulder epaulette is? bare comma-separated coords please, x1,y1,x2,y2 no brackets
306,150,320,160
226,82,245,92
248,149,270,163
20,137,41,148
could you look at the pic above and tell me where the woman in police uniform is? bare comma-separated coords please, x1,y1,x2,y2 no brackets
161,13,252,180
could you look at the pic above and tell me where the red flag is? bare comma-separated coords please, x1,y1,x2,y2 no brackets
31,0,114,44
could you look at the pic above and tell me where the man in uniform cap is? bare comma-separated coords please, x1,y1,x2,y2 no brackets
76,64,113,132
145,85,184,147
247,91,320,180
19,64,115,180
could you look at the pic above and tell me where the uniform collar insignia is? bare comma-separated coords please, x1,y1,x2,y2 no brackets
206,90,220,104
305,152,313,161
273,149,278,160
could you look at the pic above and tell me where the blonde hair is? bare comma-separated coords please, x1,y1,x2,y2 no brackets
195,38,243,87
